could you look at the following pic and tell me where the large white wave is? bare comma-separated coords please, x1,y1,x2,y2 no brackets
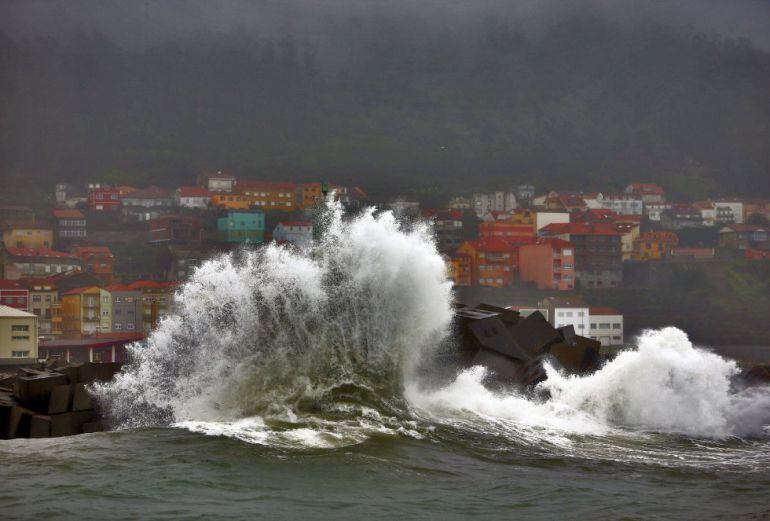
410,328,770,439
96,201,454,429
96,201,770,449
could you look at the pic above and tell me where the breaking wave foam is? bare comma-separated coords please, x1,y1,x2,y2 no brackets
96,200,770,450
410,328,770,439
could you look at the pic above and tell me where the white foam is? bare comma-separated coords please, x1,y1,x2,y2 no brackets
410,328,770,439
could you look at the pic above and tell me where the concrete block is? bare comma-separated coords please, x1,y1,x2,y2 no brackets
77,362,121,384
71,384,93,412
82,421,105,434
48,385,74,414
14,371,69,408
30,415,52,438
0,373,16,388
0,393,18,439
7,406,34,439
57,364,82,385
51,411,93,437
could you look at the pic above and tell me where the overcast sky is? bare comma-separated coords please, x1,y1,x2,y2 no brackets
2,0,770,51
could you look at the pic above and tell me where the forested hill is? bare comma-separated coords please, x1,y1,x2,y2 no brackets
2,13,770,201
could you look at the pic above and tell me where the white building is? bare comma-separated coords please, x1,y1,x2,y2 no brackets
541,297,590,336
273,221,313,248
175,187,212,209
0,305,38,362
588,307,624,346
597,193,644,216
645,203,672,222
473,191,517,217
713,199,744,224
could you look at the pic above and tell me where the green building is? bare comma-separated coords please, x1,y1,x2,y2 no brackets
217,211,265,244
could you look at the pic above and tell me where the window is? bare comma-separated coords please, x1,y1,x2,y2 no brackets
613,323,621,329
11,351,30,358
12,336,30,341
115,323,122,330
577,311,584,317
32,295,42,302
591,323,597,329
115,297,122,303
599,323,611,329
127,323,135,330
612,336,622,341
12,325,29,331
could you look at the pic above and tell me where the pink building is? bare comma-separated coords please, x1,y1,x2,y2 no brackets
518,238,575,290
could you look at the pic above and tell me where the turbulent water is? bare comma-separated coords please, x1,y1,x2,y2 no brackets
3,201,770,519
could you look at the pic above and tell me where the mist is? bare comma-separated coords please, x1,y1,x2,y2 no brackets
1,0,769,200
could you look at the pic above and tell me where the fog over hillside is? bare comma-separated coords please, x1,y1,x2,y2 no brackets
1,0,769,200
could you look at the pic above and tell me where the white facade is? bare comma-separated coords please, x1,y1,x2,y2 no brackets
699,204,717,227
597,194,644,216
589,311,624,346
273,222,313,248
713,200,744,224
176,195,211,209
645,203,672,222
551,306,591,335
473,191,517,217
0,305,38,360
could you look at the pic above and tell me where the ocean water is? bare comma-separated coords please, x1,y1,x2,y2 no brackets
2,202,769,519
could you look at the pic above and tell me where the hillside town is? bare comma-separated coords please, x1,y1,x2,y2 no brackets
1,172,769,367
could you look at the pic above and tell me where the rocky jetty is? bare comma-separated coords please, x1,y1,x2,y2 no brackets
0,360,120,439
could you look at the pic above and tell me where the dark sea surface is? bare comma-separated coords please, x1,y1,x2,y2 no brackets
1,423,769,520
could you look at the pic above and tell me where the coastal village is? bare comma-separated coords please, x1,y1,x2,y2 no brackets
1,172,769,369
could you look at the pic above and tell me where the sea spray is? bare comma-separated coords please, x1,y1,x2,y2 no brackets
96,201,454,431
410,328,770,439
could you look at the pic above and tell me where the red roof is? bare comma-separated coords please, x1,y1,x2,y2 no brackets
52,209,85,219
0,280,26,290
540,222,626,236
177,186,211,197
124,186,171,199
350,187,367,200
463,238,523,253
558,194,587,208
73,246,113,255
572,209,618,223
4,247,77,259
104,284,136,292
720,224,768,233
235,180,297,192
129,280,179,290
0,220,50,230
62,285,102,296
537,237,573,249
278,221,312,227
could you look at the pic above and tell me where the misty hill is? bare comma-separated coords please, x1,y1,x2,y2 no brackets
1,11,770,201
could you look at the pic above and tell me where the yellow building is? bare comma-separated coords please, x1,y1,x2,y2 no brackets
236,181,297,211
0,304,38,361
632,231,679,261
1,220,54,250
60,286,112,337
210,193,252,210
